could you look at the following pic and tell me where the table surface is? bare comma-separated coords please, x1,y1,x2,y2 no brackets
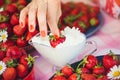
31,2,120,80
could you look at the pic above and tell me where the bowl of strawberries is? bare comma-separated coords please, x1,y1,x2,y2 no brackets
50,50,120,80
0,41,36,80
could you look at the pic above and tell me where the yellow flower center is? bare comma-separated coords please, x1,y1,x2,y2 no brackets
1,34,6,39
0,65,3,70
113,71,120,77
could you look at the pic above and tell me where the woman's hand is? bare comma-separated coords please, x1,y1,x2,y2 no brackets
19,0,61,37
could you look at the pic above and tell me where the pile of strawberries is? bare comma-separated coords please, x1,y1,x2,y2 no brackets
0,39,35,80
51,50,120,80
59,2,100,33
0,0,38,48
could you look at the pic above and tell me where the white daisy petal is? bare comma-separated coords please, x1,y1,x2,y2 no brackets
0,61,6,75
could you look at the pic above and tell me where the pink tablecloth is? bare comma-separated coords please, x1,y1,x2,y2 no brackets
31,9,120,80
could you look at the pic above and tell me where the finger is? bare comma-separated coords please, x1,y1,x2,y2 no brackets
37,1,47,37
28,4,37,32
47,0,61,36
19,6,29,28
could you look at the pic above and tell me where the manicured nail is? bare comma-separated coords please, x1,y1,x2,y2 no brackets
40,31,46,37
29,25,35,32
20,22,24,28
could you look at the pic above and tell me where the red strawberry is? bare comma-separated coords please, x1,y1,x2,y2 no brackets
80,67,90,74
17,36,27,47
81,73,96,80
49,35,66,48
103,51,119,69
0,50,6,60
70,8,80,15
3,67,17,80
0,11,10,23
68,73,80,80
13,24,27,37
84,55,98,69
0,40,15,51
2,57,12,63
0,22,12,36
90,17,99,27
61,65,73,77
20,54,35,68
93,64,105,75
6,46,22,59
10,13,19,26
0,0,4,7
18,0,27,6
17,64,28,78
52,75,67,80
26,30,39,41
5,3,17,14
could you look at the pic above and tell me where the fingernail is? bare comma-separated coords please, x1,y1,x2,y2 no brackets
29,25,35,32
40,31,46,37
20,22,24,28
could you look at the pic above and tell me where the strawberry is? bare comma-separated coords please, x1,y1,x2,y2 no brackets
93,64,105,75
13,24,27,37
5,3,17,14
0,11,10,23
79,67,90,74
70,8,80,15
52,75,67,80
3,67,17,80
26,30,39,41
81,73,96,80
17,36,27,47
103,50,119,69
2,57,12,63
61,65,73,77
0,39,15,51
90,17,99,27
68,73,80,80
18,0,27,6
0,49,6,60
20,54,35,68
10,13,19,26
49,35,66,48
84,55,98,69
0,0,4,7
6,46,22,59
17,64,28,78
0,22,12,36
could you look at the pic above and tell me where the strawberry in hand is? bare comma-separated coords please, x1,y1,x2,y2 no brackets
49,35,66,48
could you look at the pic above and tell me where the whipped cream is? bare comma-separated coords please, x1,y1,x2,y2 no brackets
31,27,86,48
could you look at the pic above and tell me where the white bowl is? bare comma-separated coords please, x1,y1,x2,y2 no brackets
29,32,86,67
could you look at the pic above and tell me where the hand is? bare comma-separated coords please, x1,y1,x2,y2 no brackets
19,0,61,37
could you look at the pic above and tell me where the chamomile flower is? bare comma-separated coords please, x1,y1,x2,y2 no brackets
0,30,8,42
0,61,6,75
107,65,120,80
